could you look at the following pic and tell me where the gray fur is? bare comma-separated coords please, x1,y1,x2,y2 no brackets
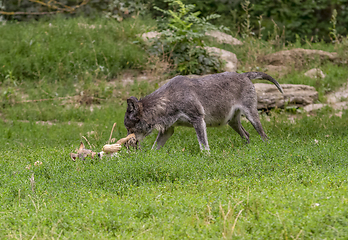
124,71,283,151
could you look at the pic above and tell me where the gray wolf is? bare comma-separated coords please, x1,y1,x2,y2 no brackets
124,72,283,151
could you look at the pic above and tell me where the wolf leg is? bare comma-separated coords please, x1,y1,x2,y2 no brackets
192,117,210,151
228,110,250,143
243,108,268,141
151,126,175,150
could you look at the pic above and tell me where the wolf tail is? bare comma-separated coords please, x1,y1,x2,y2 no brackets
242,72,283,94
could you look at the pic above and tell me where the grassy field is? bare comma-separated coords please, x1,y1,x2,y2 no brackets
1,104,348,239
1,16,348,239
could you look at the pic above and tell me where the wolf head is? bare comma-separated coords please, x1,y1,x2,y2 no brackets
124,96,152,142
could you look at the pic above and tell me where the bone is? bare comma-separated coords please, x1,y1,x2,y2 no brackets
102,133,136,154
116,133,136,145
102,144,122,154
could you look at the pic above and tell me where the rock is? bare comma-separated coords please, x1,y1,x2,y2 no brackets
332,101,348,110
205,30,243,45
264,65,289,77
303,79,348,112
303,103,327,112
139,31,161,43
334,111,343,118
304,68,326,79
260,48,338,68
304,101,348,112
326,80,348,104
204,46,238,72
255,83,318,109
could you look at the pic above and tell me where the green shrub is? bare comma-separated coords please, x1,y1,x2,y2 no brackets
150,0,226,75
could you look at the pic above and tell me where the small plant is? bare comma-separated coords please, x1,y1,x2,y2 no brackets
151,0,226,75
1,70,18,106
241,0,254,39
257,15,264,40
329,9,339,44
4,70,17,86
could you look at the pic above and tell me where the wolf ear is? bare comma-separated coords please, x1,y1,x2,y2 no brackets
70,153,78,161
127,96,140,113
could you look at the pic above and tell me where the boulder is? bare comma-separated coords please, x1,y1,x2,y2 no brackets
332,102,348,110
139,31,161,43
326,80,348,104
205,30,243,45
204,46,238,72
303,103,327,112
304,68,326,79
264,65,289,78
260,48,338,68
255,83,318,109
303,102,348,112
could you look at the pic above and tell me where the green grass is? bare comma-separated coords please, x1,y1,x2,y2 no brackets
0,16,155,82
1,105,348,239
1,16,348,239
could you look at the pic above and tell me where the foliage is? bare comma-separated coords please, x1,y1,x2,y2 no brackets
240,0,253,38
3,0,348,43
150,0,226,75
104,0,147,21
146,0,348,43
330,9,339,43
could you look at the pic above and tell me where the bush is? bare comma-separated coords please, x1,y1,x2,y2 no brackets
150,0,226,75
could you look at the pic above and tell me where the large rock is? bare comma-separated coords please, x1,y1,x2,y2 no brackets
139,31,161,43
264,65,289,78
326,80,348,104
260,48,338,68
205,30,243,45
255,83,318,109
204,46,238,72
303,103,327,112
303,102,348,112
304,68,326,79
